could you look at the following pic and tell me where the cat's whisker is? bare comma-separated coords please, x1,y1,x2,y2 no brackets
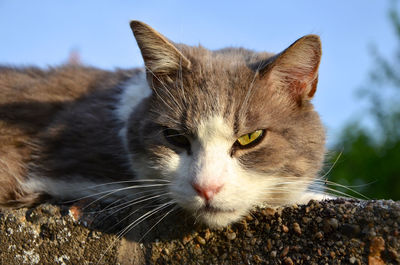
177,57,187,106
93,196,129,214
310,184,369,200
145,65,183,114
192,208,203,225
259,182,365,200
102,200,158,234
315,179,376,189
101,193,172,218
84,191,170,214
97,195,173,233
149,108,182,126
311,190,360,200
320,150,343,179
63,183,171,205
56,180,171,196
149,83,176,113
311,179,370,199
137,205,178,242
96,202,175,264
171,56,187,112
88,196,136,225
293,184,362,200
260,172,368,200
238,61,262,120
81,186,171,211
261,185,355,198
91,194,136,219
118,201,174,238
82,179,171,189
117,202,175,242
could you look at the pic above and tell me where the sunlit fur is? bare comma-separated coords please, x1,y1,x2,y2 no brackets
120,84,323,227
110,22,328,227
0,21,330,230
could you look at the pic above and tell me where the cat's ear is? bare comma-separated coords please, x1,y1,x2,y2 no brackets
262,35,321,104
130,21,191,77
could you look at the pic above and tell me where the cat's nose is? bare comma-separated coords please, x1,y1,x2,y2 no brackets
192,183,223,201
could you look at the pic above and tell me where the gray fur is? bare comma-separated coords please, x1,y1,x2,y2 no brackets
0,21,326,227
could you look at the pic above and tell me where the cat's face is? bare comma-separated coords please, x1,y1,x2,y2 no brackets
126,21,325,227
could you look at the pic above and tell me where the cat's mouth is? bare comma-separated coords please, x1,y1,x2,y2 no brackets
200,203,236,214
192,203,245,227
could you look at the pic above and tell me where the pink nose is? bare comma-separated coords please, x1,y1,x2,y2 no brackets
192,183,224,201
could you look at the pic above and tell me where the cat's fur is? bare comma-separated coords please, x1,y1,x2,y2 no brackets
0,21,325,227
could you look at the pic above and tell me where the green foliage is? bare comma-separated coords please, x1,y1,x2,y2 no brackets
328,2,400,200
329,124,400,200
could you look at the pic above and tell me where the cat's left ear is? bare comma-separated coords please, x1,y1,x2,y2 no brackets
261,35,321,104
130,21,191,78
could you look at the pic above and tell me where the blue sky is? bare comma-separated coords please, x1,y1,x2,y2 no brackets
0,1,397,144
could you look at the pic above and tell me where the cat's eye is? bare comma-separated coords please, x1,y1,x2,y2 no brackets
163,128,190,148
236,129,264,147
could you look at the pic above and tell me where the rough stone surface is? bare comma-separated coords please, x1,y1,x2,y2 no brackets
1,199,399,264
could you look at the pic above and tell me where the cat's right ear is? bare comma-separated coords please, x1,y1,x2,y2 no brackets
130,21,191,79
259,35,322,106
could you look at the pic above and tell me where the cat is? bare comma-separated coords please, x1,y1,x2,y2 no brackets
0,21,326,228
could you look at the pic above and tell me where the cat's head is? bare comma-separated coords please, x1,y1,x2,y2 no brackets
126,21,325,227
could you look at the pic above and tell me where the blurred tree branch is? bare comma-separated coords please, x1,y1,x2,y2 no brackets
329,0,400,200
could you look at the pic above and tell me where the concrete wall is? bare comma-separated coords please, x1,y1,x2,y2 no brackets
1,199,399,264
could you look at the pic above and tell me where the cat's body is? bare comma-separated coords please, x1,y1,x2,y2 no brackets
0,21,326,227
0,66,139,205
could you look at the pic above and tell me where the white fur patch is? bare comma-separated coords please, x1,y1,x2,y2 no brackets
22,175,144,203
116,71,151,123
116,71,151,154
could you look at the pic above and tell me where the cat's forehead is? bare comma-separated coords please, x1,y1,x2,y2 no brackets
178,46,275,101
196,115,234,143
178,44,273,67
150,46,291,135
179,47,258,98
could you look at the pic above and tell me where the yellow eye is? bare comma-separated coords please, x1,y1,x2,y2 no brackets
236,129,264,147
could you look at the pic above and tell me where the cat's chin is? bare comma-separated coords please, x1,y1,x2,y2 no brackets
193,206,247,228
